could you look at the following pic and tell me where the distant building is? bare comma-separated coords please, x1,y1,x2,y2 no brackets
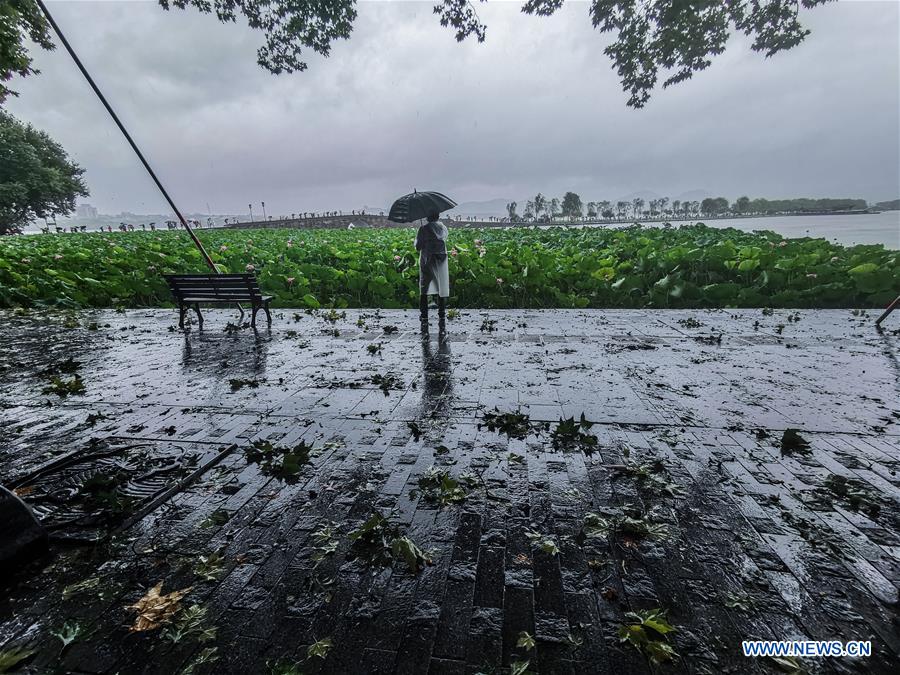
76,203,98,219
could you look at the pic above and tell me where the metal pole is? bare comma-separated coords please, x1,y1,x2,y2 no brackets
262,201,267,220
875,295,900,328
35,0,217,273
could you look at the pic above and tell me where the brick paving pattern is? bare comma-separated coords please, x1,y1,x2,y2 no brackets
0,308,897,674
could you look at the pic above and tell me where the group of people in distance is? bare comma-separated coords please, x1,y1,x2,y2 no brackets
40,220,197,234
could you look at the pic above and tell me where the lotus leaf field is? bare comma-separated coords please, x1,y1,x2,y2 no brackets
0,224,896,309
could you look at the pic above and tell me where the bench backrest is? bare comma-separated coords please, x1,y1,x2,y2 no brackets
163,274,264,302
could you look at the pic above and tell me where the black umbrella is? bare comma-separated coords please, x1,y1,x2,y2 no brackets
388,190,457,223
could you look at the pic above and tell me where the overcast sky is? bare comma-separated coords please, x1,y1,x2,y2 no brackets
5,0,899,215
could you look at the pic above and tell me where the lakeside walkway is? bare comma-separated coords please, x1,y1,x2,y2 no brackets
1,308,898,674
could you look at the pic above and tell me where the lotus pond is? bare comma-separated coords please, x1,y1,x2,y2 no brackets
0,223,896,309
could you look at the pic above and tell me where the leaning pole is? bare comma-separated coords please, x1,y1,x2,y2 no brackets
875,295,899,328
35,0,218,272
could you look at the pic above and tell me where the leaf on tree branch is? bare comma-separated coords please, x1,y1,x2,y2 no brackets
521,0,564,18
433,0,487,43
1,0,836,111
591,0,833,108
159,0,358,74
0,0,55,102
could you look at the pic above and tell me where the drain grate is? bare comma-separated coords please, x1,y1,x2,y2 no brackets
14,438,232,542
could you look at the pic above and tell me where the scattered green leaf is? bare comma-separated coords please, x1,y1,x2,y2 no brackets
51,618,89,649
551,414,597,454
0,646,37,673
780,428,811,455
201,508,231,528
180,646,219,675
163,604,217,644
516,631,536,651
244,439,314,483
194,550,226,582
525,530,559,556
43,375,86,397
618,608,678,665
479,408,530,439
307,637,333,659
414,467,475,506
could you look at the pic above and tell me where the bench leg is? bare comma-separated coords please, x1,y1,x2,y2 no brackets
178,304,187,329
193,303,204,328
263,301,272,326
251,304,259,329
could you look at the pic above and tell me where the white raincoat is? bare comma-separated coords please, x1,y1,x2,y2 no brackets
414,220,450,298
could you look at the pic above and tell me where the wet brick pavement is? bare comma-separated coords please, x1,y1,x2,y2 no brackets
0,308,898,674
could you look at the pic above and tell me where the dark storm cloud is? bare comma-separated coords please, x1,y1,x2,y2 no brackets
6,0,899,215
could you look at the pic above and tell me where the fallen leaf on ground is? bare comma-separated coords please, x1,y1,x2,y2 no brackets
0,646,37,672
127,582,192,632
307,636,333,659
517,631,536,651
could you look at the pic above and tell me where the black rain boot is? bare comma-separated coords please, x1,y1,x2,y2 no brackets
419,293,429,327
437,297,446,330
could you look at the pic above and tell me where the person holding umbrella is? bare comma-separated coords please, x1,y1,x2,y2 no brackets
388,191,457,330
415,208,450,327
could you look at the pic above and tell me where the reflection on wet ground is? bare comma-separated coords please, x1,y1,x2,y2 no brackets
0,308,898,674
421,333,453,419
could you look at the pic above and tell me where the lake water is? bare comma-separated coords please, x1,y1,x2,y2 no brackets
673,211,899,249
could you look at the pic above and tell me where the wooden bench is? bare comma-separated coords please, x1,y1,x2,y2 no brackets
163,274,272,329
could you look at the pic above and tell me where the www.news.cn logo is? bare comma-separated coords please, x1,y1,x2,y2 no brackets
742,640,872,658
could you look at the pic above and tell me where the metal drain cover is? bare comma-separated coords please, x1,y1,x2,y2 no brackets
14,438,232,542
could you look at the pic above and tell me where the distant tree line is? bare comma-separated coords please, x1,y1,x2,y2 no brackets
504,193,870,223
874,199,899,211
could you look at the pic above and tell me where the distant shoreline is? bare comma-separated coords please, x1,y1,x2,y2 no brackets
24,205,893,234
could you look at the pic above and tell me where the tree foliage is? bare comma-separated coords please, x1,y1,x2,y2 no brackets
701,197,729,216
158,0,357,75
745,197,867,214
0,0,54,102
0,110,88,234
561,191,583,219
549,197,560,217
436,0,834,106
434,0,487,43
0,0,834,108
509,192,868,221
583,0,833,107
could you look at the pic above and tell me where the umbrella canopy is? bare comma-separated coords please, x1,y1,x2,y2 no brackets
388,191,457,223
